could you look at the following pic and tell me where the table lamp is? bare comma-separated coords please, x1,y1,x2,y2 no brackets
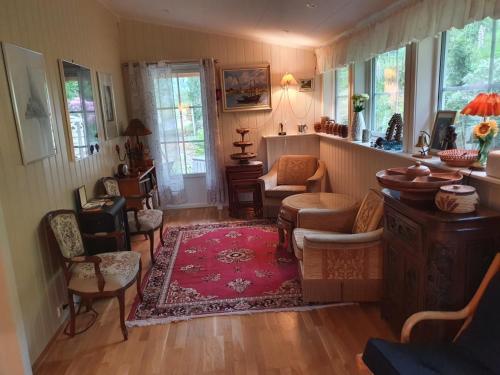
460,93,500,170
116,118,153,171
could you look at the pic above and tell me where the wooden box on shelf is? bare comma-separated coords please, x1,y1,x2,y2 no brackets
116,165,158,210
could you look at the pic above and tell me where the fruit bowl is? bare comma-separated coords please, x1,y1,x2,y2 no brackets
376,162,463,203
437,149,478,167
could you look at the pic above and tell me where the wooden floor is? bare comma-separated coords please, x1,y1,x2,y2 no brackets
34,208,395,375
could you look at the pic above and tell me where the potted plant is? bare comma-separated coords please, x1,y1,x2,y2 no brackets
351,93,369,141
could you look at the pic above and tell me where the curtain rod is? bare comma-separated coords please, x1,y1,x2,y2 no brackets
122,58,219,67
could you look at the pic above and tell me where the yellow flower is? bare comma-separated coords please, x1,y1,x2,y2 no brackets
473,120,499,139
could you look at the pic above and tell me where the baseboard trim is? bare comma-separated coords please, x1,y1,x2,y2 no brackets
166,203,217,209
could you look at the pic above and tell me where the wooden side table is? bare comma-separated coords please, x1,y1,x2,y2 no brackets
278,193,359,252
78,196,131,253
226,161,263,218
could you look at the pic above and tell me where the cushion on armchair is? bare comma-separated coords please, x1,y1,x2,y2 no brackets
363,338,493,375
352,189,384,234
276,155,318,186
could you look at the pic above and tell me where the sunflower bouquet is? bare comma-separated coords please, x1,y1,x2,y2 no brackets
473,120,498,166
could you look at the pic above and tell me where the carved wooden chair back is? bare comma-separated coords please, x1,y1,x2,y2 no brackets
45,210,85,282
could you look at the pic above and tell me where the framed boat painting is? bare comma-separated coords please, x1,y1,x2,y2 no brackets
2,43,56,164
220,64,272,112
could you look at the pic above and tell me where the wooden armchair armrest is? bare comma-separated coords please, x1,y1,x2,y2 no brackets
401,308,470,343
68,256,105,292
297,207,359,232
306,160,326,192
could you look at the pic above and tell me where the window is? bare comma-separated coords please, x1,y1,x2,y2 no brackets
154,64,206,175
371,47,406,135
439,18,500,149
335,66,350,124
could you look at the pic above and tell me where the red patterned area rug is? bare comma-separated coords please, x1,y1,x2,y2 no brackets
127,220,314,327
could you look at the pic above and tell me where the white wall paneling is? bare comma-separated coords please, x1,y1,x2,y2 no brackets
0,0,127,363
263,134,320,170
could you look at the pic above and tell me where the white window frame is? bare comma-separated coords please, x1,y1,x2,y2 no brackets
155,63,207,176
334,66,351,124
369,47,408,139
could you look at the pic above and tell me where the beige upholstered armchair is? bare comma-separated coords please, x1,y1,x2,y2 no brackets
101,177,164,263
292,189,384,303
258,155,326,217
45,210,142,340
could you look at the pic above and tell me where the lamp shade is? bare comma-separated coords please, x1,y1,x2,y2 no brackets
460,93,500,117
280,72,298,86
123,118,152,137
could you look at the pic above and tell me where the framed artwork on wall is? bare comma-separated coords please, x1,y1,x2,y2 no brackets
429,110,457,153
220,63,272,112
97,71,119,140
298,78,314,92
1,43,56,164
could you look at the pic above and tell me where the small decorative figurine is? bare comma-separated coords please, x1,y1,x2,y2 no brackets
442,125,457,150
278,122,286,136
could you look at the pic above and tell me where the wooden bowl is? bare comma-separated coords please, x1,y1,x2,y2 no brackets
438,149,478,167
376,163,463,203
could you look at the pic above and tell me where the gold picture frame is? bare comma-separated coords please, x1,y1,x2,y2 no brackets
220,63,272,112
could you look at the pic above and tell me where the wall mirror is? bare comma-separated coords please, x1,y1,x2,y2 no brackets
59,60,100,160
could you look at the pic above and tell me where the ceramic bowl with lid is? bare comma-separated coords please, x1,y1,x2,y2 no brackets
435,185,479,213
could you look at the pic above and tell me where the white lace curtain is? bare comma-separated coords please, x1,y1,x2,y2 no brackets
123,62,186,207
316,0,500,73
201,58,225,207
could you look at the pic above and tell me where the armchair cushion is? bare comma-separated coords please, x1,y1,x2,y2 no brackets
456,272,500,374
352,189,384,234
127,209,163,233
265,185,307,199
49,213,85,258
363,338,493,375
276,155,318,186
68,251,141,293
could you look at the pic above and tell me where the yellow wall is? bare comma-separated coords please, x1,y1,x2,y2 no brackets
119,19,322,168
0,0,126,362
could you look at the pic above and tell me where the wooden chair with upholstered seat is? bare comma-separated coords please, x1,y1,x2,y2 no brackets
258,155,326,218
292,189,384,303
45,210,142,340
359,253,500,375
101,177,164,263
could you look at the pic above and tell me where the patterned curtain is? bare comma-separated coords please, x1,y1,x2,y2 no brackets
123,62,186,207
200,58,225,207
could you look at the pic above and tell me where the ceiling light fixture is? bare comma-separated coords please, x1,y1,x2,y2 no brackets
306,2,317,9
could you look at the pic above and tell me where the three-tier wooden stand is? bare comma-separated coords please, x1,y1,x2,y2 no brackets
230,128,256,164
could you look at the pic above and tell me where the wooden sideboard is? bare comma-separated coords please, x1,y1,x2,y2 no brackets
381,189,500,342
116,166,158,210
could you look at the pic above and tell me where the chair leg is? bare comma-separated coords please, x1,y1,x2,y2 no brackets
159,215,165,246
148,230,155,263
117,291,128,340
67,291,76,337
137,260,143,301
